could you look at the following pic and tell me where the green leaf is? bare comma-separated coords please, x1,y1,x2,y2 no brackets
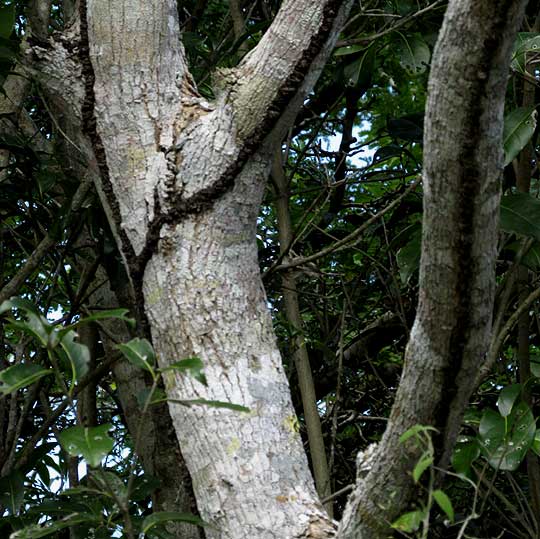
93,471,127,502
136,387,167,409
58,424,114,468
399,424,437,444
396,229,422,284
0,364,53,395
343,45,376,88
479,402,536,471
532,428,540,456
60,330,90,383
391,509,425,532
497,384,521,417
162,357,208,386
131,474,161,502
452,438,480,475
511,33,540,74
531,355,540,378
433,489,454,522
500,193,540,241
74,308,135,328
0,297,41,316
334,44,366,56
0,5,15,39
0,471,24,515
412,452,433,483
9,514,100,539
142,512,207,534
117,338,155,373
503,106,537,166
169,398,250,413
0,297,52,346
395,33,430,75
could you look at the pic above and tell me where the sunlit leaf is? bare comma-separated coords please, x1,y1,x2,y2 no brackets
391,509,425,532
73,308,135,328
412,452,433,483
433,490,454,522
9,513,100,539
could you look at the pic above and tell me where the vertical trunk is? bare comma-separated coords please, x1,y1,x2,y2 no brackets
516,37,540,528
271,152,333,514
143,157,334,538
338,1,527,537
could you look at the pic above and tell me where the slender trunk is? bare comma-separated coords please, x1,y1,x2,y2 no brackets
516,37,540,530
338,1,527,537
272,152,333,515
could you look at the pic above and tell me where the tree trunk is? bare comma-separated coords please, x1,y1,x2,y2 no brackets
338,1,527,537
27,0,351,536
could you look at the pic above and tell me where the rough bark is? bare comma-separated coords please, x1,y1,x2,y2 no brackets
338,1,528,537
76,1,353,537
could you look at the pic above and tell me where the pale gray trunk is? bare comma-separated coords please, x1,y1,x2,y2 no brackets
76,1,352,536
337,1,527,537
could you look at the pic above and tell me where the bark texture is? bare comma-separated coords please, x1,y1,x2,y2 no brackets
80,1,352,537
338,1,528,537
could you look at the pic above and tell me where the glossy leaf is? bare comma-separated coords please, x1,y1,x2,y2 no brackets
343,45,376,88
0,364,53,395
60,330,90,382
395,33,430,74
532,428,540,457
479,402,535,471
73,308,135,328
511,33,540,73
500,193,540,241
58,424,114,468
452,438,480,475
503,106,537,166
117,338,155,373
131,474,161,502
9,514,100,539
497,384,521,417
